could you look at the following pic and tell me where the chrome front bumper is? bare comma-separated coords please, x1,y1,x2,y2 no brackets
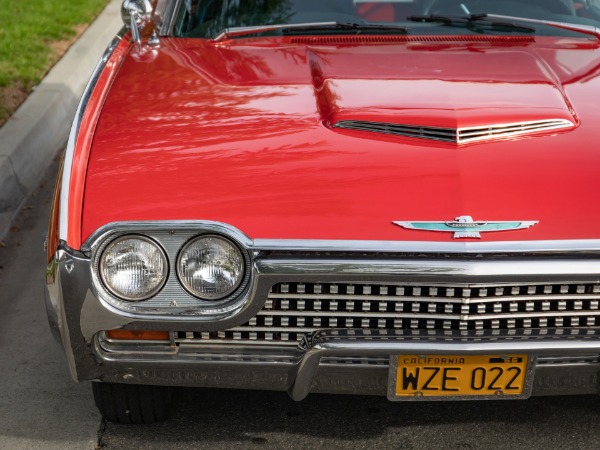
91,328,600,399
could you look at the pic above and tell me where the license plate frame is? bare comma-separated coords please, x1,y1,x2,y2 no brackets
387,354,536,401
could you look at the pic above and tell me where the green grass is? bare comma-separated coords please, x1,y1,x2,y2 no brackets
0,0,108,121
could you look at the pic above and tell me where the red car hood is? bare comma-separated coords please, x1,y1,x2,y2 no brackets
83,36,600,243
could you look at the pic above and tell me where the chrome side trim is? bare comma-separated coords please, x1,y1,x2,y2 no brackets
288,329,600,401
58,29,126,242
255,238,600,254
82,221,600,255
255,259,600,277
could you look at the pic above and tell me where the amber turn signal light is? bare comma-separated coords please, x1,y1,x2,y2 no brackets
106,330,170,341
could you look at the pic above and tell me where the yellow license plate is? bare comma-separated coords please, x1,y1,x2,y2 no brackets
389,354,530,400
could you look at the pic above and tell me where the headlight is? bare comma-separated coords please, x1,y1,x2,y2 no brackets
177,235,245,300
99,235,168,301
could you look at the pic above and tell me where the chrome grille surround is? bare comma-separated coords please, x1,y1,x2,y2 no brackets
333,119,574,144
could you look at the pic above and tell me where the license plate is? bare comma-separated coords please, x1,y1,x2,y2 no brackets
388,354,533,400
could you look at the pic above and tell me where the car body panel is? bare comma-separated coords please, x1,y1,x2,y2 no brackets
80,36,600,246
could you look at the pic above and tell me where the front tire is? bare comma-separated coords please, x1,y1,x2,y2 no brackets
92,382,175,424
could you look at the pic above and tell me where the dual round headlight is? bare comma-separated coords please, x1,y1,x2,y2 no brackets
177,235,245,300
99,235,245,302
99,236,168,301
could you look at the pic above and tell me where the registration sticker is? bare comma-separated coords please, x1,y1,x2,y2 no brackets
388,354,534,400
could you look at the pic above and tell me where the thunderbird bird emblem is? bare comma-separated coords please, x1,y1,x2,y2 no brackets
393,216,539,239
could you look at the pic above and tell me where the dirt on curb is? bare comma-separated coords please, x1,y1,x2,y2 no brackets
0,83,27,127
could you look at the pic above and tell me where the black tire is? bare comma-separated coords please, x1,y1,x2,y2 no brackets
92,382,175,424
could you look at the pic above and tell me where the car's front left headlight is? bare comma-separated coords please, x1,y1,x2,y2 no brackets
99,235,168,301
177,235,245,300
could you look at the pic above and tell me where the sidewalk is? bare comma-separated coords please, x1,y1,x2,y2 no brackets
0,0,123,241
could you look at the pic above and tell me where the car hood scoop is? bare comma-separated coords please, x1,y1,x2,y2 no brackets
308,47,578,143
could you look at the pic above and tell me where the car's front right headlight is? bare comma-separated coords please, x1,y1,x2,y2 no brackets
99,235,168,301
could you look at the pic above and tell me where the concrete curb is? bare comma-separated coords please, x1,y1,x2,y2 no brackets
0,0,123,241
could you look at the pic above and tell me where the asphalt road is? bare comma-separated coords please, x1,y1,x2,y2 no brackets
2,159,600,450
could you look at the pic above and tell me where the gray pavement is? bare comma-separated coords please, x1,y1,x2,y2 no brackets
0,0,123,242
100,388,600,449
0,158,100,450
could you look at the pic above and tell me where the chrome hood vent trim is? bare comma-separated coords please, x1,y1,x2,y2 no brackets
333,119,574,144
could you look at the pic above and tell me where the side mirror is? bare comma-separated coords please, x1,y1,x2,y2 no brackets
121,0,153,43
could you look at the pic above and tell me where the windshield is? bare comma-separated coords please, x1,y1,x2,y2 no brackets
172,0,600,38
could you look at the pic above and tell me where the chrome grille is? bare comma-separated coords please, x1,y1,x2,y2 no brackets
537,355,600,365
333,119,574,144
175,281,600,347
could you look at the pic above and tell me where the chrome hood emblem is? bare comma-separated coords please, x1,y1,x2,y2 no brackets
393,216,539,239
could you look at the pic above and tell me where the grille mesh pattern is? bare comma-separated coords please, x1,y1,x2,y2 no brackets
175,282,600,347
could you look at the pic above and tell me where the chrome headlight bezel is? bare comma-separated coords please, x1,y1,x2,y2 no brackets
98,234,169,301
86,222,255,320
176,234,246,301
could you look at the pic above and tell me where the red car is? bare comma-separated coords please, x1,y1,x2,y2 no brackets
46,0,600,423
